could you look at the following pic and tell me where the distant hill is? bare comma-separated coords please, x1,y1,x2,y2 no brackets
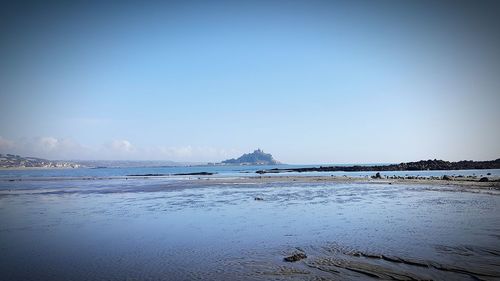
0,154,81,168
221,149,280,165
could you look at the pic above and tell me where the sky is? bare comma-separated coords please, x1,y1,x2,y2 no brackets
1,1,499,164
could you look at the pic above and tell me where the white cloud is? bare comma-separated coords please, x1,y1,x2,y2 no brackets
0,136,15,151
0,136,88,159
153,145,239,162
109,139,134,153
0,136,237,162
38,137,59,151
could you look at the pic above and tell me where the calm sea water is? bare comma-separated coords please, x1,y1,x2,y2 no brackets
1,164,499,180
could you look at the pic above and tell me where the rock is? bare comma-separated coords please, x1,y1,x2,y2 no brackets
441,175,451,181
254,197,264,201
127,173,167,177
173,172,214,176
479,177,489,182
253,158,500,174
487,173,491,175
284,253,307,262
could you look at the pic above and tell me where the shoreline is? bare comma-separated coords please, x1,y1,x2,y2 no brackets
1,173,499,185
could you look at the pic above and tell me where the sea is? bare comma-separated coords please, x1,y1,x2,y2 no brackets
1,163,500,179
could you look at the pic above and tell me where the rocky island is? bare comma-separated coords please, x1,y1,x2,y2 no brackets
221,149,280,165
0,154,81,168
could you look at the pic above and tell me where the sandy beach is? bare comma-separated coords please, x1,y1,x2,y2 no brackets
1,174,499,280
203,174,500,188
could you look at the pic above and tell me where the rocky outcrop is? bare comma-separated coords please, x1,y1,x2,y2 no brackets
256,158,500,174
173,172,215,176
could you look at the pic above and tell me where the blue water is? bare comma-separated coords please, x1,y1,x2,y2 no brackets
0,164,285,179
1,164,499,180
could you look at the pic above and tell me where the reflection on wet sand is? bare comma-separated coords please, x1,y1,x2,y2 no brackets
0,177,499,280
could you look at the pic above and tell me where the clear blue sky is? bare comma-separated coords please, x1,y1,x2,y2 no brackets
1,1,499,163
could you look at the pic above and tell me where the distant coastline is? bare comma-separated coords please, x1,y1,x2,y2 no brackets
0,166,79,170
0,154,81,169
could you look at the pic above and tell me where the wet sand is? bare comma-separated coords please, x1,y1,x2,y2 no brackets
1,174,499,194
204,175,500,189
0,176,499,280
